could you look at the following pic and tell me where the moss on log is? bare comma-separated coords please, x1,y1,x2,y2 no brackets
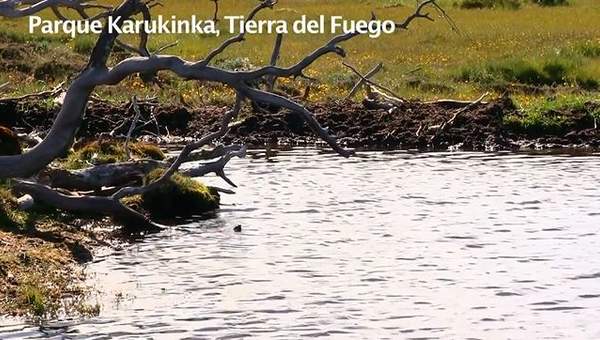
141,169,220,219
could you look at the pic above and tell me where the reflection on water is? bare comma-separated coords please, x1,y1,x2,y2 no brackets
2,149,600,339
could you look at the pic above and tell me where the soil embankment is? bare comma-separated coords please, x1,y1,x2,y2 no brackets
2,96,600,152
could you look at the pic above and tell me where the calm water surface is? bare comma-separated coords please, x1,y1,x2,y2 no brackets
2,149,600,339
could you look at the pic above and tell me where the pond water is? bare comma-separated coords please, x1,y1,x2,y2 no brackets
2,149,600,339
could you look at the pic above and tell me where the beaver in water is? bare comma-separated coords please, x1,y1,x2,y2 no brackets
0,125,21,155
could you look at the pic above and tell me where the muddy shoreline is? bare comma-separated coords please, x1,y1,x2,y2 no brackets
1,96,599,318
2,97,600,152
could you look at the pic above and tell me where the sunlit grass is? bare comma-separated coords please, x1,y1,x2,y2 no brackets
0,0,598,113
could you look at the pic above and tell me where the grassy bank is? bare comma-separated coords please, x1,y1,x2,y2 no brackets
0,138,221,318
0,183,104,319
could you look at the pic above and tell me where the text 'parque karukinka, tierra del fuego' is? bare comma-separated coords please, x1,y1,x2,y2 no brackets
29,15,397,39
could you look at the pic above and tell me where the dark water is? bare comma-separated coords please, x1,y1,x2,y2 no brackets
2,149,600,339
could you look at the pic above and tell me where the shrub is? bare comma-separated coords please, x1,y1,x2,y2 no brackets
34,61,76,80
458,0,521,10
0,28,27,43
506,62,550,85
532,0,568,6
574,42,600,58
574,74,599,91
541,61,569,83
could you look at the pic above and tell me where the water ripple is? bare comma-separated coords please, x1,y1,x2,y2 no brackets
2,150,600,339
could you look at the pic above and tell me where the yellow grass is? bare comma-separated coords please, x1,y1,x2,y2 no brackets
0,0,599,110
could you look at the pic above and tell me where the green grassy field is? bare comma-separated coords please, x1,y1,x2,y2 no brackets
0,0,599,122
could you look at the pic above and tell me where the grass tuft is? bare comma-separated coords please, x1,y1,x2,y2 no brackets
21,285,46,317
456,56,596,90
0,184,26,230
573,42,600,58
73,35,97,55
62,140,165,170
533,0,568,6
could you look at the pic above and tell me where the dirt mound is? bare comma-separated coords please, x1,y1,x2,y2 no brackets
220,97,519,150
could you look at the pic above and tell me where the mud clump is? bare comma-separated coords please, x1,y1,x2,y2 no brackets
140,169,220,219
0,125,21,155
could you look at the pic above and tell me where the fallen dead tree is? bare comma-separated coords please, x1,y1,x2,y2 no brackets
0,0,445,233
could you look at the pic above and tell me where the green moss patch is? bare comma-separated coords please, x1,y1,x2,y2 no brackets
0,126,22,156
140,170,220,219
62,140,165,170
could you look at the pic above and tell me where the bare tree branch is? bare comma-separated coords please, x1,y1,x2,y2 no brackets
211,0,219,22
44,145,247,192
267,33,284,91
200,0,278,66
111,93,245,200
347,62,383,99
0,0,447,231
342,62,404,103
241,86,351,157
13,179,162,232
0,82,64,102
125,96,142,160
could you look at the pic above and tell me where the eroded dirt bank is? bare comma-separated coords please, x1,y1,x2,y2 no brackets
2,96,600,152
1,96,599,318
